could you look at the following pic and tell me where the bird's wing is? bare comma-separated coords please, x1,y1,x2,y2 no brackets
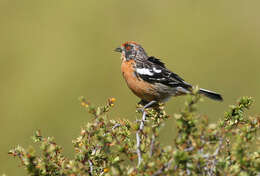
147,56,166,68
135,56,192,89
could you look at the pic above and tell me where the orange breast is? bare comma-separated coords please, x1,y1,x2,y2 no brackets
121,60,158,102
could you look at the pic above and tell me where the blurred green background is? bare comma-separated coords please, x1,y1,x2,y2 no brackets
1,0,260,175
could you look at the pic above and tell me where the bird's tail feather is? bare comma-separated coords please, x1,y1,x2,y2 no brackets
199,88,223,101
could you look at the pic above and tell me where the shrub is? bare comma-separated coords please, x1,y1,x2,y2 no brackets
9,91,260,175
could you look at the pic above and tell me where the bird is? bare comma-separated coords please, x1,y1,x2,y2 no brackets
114,41,223,108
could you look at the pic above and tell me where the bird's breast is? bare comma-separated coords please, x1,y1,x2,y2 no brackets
121,60,159,102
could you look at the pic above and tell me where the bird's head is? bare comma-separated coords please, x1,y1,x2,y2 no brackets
114,41,148,61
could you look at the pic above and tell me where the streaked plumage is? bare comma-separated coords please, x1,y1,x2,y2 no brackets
115,41,223,103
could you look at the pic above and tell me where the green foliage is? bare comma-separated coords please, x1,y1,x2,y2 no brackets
9,94,260,176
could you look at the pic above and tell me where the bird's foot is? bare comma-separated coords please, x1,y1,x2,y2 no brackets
137,100,157,113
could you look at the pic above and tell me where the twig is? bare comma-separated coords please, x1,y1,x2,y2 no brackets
201,137,223,176
88,160,93,175
136,132,142,166
152,159,173,176
186,168,191,175
136,101,156,167
184,146,194,152
213,138,223,156
112,123,121,130
136,110,147,167
149,135,155,157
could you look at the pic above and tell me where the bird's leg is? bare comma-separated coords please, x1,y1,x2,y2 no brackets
144,100,157,109
139,100,157,113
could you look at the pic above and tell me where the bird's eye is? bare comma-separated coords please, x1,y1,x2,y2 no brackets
125,45,131,50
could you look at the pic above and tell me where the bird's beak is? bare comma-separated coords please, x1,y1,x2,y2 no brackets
114,47,122,53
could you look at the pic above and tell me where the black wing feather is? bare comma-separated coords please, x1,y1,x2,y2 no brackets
147,56,166,68
136,57,191,89
135,56,223,101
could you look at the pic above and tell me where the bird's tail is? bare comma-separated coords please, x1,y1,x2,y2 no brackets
199,88,223,101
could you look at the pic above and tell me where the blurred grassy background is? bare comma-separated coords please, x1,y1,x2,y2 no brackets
1,0,260,175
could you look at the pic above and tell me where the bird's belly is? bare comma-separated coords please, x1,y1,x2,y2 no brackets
123,73,157,101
